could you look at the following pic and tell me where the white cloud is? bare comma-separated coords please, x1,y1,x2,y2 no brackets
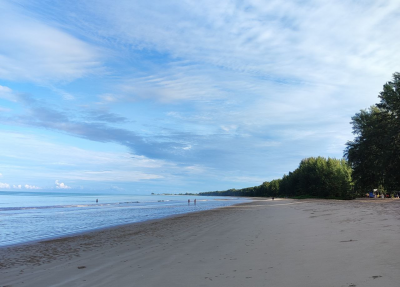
220,125,237,133
47,86,75,100
97,94,120,104
55,180,71,189
0,182,10,189
182,165,205,174
24,184,41,189
63,171,163,182
0,173,2,177
0,2,102,83
182,145,192,151
0,85,16,102
13,185,22,189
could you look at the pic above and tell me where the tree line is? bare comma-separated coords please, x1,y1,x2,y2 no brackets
200,73,400,199
200,157,354,199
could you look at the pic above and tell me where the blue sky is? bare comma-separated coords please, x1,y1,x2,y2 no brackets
0,0,399,193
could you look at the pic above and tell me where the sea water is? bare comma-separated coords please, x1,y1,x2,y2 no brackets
0,191,247,247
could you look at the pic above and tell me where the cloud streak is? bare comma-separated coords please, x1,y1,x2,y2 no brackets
0,1,102,83
1,93,209,162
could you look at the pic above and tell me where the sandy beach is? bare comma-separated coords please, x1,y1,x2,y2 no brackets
1,198,400,287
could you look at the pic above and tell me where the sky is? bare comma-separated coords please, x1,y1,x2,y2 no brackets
0,0,400,194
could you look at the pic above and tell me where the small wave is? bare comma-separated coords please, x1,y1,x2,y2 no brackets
0,202,126,212
118,201,140,204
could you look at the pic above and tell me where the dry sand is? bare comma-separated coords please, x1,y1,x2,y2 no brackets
1,198,400,287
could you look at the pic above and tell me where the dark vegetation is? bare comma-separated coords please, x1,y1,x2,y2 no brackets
345,73,400,194
200,157,354,199
200,73,400,199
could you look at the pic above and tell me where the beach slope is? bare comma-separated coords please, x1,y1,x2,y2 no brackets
1,199,400,287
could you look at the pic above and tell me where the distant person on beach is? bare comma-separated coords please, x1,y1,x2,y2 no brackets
188,199,190,205
194,199,196,205
96,199,98,203
272,197,274,200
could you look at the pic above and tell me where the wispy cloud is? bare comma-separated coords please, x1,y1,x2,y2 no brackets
84,110,128,123
0,130,187,186
119,65,231,102
62,171,163,182
0,1,102,83
58,0,399,85
0,85,16,102
1,94,201,161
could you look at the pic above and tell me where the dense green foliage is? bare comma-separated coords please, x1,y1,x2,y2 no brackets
345,73,400,192
200,157,354,199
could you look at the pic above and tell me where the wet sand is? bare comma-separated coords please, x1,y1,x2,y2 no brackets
1,198,400,287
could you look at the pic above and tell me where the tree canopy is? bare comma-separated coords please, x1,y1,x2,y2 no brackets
345,72,400,192
201,157,354,199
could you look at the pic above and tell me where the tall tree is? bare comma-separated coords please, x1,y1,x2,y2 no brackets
345,73,400,192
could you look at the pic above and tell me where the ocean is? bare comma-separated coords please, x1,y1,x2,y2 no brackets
0,191,247,247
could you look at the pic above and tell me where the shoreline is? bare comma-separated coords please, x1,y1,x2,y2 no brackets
0,200,254,266
0,196,250,249
2,198,400,286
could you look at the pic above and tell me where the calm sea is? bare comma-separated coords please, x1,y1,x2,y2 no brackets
0,191,247,247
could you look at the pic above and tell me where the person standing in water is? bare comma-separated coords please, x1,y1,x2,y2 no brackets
188,199,190,205
194,199,197,206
